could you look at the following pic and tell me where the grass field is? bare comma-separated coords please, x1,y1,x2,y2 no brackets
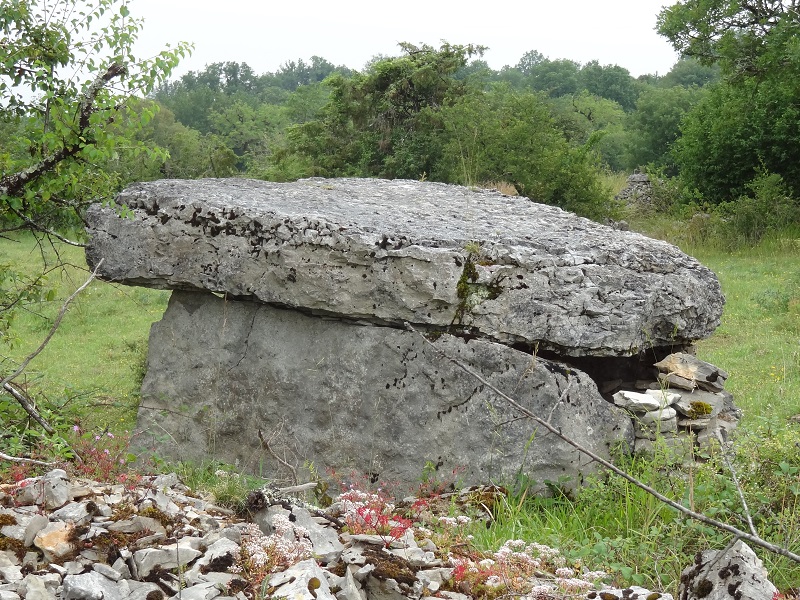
2,229,799,595
1,233,168,431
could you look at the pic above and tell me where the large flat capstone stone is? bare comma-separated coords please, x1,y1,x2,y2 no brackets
85,178,723,357
136,291,634,491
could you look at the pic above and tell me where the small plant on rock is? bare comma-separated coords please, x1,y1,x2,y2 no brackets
230,517,313,591
339,488,413,547
68,426,137,483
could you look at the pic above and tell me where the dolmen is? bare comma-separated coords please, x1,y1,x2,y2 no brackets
85,178,728,492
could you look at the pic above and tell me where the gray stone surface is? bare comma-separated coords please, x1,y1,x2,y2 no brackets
85,177,723,357
678,540,777,600
136,290,634,491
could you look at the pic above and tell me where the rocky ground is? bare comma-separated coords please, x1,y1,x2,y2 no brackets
0,468,779,600
0,468,686,600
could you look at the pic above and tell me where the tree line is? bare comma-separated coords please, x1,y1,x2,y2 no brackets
3,0,800,236
136,45,720,220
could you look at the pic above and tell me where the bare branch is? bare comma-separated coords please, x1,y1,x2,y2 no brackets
0,451,56,466
406,322,800,563
1,259,103,390
7,205,85,247
258,427,299,486
2,381,56,435
717,431,759,537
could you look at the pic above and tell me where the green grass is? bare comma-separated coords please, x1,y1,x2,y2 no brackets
1,233,168,432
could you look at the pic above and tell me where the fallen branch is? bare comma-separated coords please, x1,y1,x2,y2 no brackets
0,262,102,464
2,381,55,435
405,322,800,563
258,427,299,486
0,451,55,466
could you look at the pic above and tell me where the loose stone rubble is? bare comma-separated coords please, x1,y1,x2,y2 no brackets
0,469,701,600
614,173,653,207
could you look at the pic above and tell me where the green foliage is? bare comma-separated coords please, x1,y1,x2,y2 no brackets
658,57,720,88
471,428,800,593
716,171,800,244
280,42,485,180
673,77,800,203
578,60,640,112
0,0,189,355
0,0,191,230
624,85,705,173
657,0,800,80
435,86,614,219
171,461,265,511
0,234,168,459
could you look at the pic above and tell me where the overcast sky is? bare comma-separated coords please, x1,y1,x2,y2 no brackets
131,0,680,80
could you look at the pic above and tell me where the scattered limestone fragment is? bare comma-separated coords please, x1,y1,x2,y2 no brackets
678,540,777,600
655,353,728,393
0,468,728,600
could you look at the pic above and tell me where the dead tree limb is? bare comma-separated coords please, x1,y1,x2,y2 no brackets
405,322,800,564
0,451,55,466
1,262,103,463
1,259,103,390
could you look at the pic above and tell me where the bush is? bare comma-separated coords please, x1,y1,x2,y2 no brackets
717,171,800,245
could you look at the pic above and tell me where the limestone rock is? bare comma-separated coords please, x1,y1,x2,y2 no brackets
671,390,724,419
655,353,728,392
613,391,661,412
85,178,723,357
62,571,128,600
270,559,335,600
678,540,777,600
32,522,74,562
136,290,634,492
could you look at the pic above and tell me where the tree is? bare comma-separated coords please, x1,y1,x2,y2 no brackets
435,86,611,219
673,77,800,202
578,61,640,111
659,0,800,203
279,42,486,180
657,0,800,79
1,0,189,459
659,57,720,87
624,84,705,172
1,0,191,233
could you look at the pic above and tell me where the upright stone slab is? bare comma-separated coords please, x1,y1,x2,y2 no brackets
136,291,633,491
85,178,723,357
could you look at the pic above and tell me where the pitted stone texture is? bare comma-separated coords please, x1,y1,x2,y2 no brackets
678,540,777,600
85,178,723,357
136,290,634,492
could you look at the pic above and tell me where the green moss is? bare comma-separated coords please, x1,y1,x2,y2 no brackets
138,506,175,528
0,535,28,561
0,514,18,526
688,401,712,419
452,247,505,326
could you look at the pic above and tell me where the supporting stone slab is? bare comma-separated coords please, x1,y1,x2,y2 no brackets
135,291,634,492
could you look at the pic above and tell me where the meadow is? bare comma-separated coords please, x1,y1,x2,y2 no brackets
1,227,799,595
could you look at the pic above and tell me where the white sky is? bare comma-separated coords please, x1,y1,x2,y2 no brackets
131,0,680,80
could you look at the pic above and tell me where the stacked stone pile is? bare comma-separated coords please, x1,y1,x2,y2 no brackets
0,469,692,600
614,173,653,206
610,353,740,457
